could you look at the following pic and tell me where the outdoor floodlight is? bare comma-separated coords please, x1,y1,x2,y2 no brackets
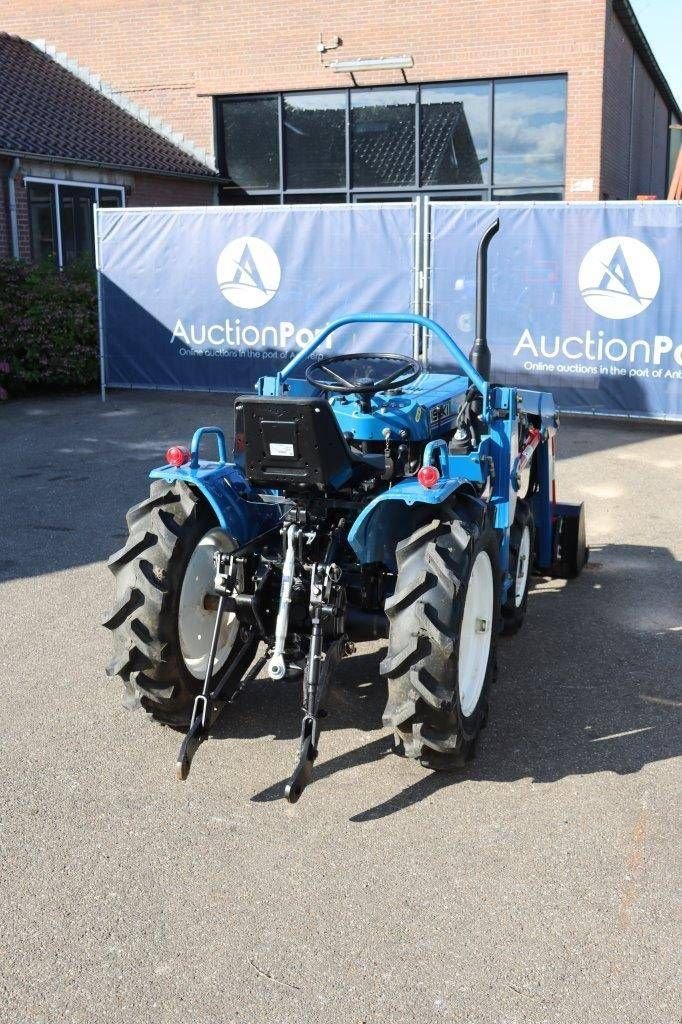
329,55,414,73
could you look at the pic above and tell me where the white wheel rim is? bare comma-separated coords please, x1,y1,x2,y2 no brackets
458,550,494,718
514,524,531,607
178,528,238,680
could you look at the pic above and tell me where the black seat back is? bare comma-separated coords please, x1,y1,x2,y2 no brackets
235,396,354,491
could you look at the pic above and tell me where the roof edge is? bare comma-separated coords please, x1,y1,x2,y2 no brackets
612,0,682,123
29,37,219,172
0,147,222,183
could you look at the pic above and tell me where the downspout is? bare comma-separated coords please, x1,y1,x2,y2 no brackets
6,157,21,259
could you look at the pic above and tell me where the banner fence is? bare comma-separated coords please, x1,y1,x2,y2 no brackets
97,203,418,395
427,201,682,421
96,199,682,421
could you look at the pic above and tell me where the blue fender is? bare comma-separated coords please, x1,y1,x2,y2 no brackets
148,462,276,544
347,473,474,567
349,438,487,566
149,460,279,543
149,427,279,544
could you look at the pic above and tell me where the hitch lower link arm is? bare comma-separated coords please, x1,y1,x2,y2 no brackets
267,523,298,680
284,562,349,804
175,551,264,781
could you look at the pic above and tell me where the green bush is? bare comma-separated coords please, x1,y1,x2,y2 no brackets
0,258,99,397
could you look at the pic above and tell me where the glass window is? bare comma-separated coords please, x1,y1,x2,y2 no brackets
214,77,568,203
283,193,345,203
421,83,489,185
59,186,96,265
219,188,280,205
221,97,279,190
27,183,57,262
27,181,125,266
284,91,346,189
493,77,566,186
98,188,123,208
352,194,415,203
493,188,563,200
426,192,484,201
350,87,417,188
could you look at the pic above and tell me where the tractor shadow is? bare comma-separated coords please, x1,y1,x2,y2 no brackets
212,647,389,747
237,541,681,816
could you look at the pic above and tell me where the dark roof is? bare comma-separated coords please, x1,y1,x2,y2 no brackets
0,33,217,179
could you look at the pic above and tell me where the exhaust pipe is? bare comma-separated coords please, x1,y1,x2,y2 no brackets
468,218,500,383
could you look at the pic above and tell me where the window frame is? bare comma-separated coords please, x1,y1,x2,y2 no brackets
24,177,125,268
26,181,59,263
214,74,567,203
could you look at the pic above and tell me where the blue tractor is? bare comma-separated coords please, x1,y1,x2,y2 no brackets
104,220,587,802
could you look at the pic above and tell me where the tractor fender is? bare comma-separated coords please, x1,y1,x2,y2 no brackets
348,474,475,567
149,460,279,544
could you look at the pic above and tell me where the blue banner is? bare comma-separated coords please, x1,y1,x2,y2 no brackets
429,201,682,420
98,204,416,392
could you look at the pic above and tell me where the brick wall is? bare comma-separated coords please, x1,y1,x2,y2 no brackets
2,0,611,198
128,174,215,207
3,1,675,201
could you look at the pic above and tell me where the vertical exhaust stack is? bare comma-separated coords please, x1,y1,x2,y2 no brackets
469,218,500,383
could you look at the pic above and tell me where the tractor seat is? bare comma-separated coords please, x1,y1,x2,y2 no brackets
236,395,377,492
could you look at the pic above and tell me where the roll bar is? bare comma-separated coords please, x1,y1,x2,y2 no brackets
278,312,489,396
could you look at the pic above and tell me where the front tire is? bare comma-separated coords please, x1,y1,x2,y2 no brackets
501,500,534,635
381,500,500,769
103,480,241,727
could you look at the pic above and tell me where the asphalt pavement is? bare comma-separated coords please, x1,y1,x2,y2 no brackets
0,391,680,1024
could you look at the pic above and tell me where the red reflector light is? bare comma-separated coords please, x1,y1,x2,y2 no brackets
166,444,190,467
417,465,440,489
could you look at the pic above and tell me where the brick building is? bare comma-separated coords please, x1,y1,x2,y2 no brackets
2,0,681,221
0,34,217,264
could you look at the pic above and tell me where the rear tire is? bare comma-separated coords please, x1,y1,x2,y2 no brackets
381,500,500,770
103,480,241,727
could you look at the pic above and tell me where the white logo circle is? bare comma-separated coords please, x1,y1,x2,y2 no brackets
216,236,281,309
578,235,660,319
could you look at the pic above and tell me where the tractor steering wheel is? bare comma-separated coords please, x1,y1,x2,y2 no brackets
305,352,421,401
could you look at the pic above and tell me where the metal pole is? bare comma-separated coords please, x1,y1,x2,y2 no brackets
54,182,63,269
420,196,431,362
7,158,21,259
412,196,422,361
93,204,106,402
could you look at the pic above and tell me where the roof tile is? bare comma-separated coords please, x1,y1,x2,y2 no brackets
0,34,217,179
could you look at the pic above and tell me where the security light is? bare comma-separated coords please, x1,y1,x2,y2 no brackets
329,55,414,73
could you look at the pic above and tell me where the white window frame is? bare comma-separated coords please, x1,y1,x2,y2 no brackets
25,176,125,268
